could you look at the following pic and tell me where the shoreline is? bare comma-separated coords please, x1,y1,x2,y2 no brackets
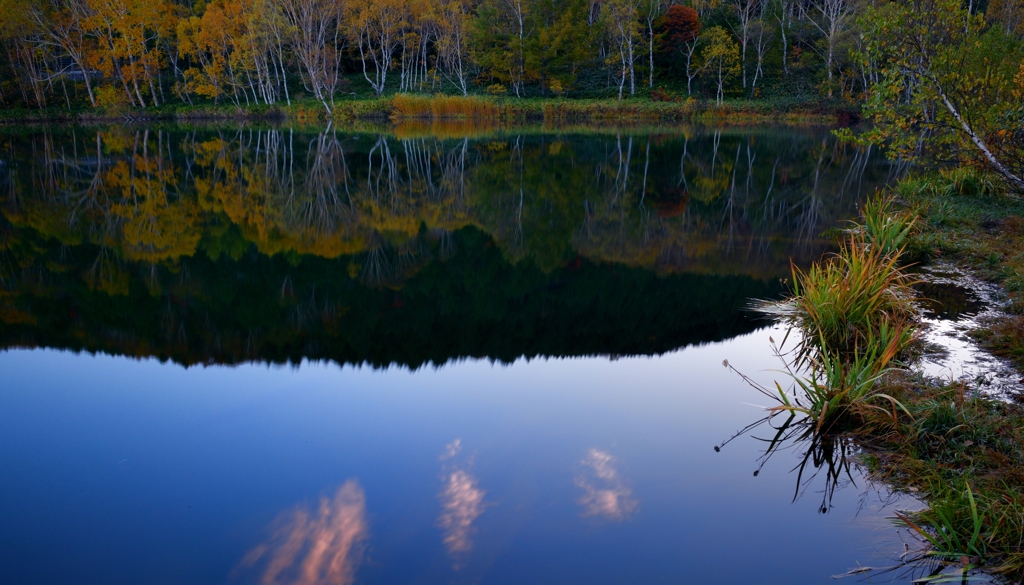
0,95,849,127
764,174,1024,581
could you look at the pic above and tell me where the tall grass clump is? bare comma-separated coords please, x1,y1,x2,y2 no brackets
937,166,1002,197
391,94,502,119
776,234,918,367
854,194,918,257
752,196,920,428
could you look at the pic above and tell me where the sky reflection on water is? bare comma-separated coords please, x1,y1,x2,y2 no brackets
0,326,920,585
576,449,638,521
437,439,487,562
239,480,368,585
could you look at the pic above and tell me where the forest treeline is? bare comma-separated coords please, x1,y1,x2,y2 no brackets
2,0,1022,113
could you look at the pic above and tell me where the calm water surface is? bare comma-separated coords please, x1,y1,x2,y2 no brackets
0,125,920,584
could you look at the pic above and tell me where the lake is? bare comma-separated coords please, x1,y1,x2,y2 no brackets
0,124,925,584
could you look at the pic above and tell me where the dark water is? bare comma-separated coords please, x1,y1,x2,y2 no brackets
0,125,920,584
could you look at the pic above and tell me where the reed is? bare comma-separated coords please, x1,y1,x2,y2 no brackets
854,194,917,258
391,94,506,119
744,197,921,431
765,232,919,370
729,332,911,434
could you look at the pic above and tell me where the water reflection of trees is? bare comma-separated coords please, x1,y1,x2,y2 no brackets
472,130,885,277
1,127,890,280
0,127,892,367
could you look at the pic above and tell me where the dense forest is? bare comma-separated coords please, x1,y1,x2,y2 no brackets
0,0,1020,108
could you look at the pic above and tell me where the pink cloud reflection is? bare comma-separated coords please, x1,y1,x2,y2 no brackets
239,480,368,585
437,439,487,561
576,449,638,521
438,469,486,554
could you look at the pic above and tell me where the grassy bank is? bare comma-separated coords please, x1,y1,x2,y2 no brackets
860,374,1024,578
893,171,1024,376
0,94,843,127
0,117,832,142
745,176,1024,581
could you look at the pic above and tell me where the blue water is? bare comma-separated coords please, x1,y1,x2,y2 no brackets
1,326,915,585
0,125,922,584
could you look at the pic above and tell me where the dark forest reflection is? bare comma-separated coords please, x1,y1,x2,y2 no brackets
0,126,892,368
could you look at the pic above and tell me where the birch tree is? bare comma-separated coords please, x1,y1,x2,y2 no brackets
749,0,773,97
433,0,471,95
347,0,407,97
641,0,662,88
727,0,758,89
279,0,345,113
603,0,639,100
85,0,176,108
808,0,855,97
776,0,790,76
507,0,526,96
0,0,50,109
853,0,1024,191
27,0,98,106
988,0,1024,37
701,26,739,104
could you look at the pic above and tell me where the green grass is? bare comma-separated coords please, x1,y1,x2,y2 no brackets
857,375,1024,578
752,196,919,428
856,194,918,257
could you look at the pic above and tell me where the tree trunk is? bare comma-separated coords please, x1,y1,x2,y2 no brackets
648,20,654,88
628,36,635,95
930,73,1024,192
778,12,788,75
82,64,96,106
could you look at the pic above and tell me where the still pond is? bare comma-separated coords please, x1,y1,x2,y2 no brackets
0,125,930,584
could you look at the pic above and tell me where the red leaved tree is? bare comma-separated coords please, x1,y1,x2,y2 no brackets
658,5,700,51
656,5,702,93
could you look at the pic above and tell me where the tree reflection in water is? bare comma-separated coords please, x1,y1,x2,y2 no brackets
0,126,895,368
